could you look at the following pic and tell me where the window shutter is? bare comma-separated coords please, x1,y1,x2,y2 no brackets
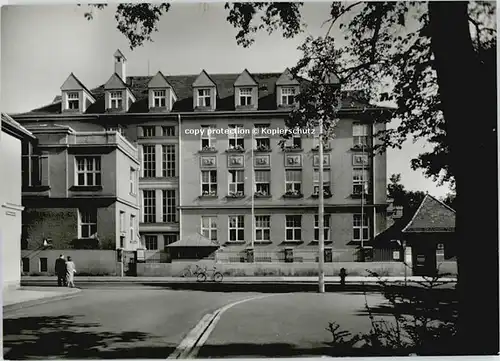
40,154,50,186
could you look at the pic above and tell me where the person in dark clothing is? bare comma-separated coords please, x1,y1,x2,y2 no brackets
55,254,67,286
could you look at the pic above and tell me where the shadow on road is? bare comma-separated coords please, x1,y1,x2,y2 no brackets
3,315,175,359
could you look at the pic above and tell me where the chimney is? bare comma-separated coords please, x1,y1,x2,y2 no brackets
114,49,127,83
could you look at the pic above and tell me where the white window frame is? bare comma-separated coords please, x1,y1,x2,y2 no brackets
79,209,97,238
313,169,331,195
75,156,101,186
201,125,215,149
130,214,135,243
201,216,217,241
67,92,79,110
120,211,126,233
197,88,211,107
22,142,41,187
129,167,136,195
163,126,175,137
162,189,176,223
239,88,252,106
255,170,270,196
143,190,156,223
142,145,156,178
255,215,270,242
228,215,245,242
142,126,156,137
110,91,123,109
314,215,330,241
285,169,302,193
153,90,167,108
285,215,302,241
201,170,217,196
162,145,176,177
353,123,369,146
281,87,296,105
145,235,158,250
353,214,370,241
228,124,245,149
228,170,245,195
352,168,370,195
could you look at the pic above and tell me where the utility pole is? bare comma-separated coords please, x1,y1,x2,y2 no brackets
360,142,365,261
251,126,255,251
318,116,325,293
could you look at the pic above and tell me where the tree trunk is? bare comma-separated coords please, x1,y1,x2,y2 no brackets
429,1,498,355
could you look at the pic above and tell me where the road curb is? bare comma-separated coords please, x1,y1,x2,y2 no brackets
3,288,82,313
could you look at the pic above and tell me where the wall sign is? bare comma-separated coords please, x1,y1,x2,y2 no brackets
313,154,330,167
227,154,244,168
285,154,302,167
254,155,270,168
200,156,217,168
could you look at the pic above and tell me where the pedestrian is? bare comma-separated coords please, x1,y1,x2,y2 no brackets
55,254,67,287
66,256,77,288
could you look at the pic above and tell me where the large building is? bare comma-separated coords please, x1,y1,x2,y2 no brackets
1,113,36,290
13,50,389,264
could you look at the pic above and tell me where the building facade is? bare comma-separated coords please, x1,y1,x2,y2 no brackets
19,124,140,253
13,49,389,263
1,114,35,290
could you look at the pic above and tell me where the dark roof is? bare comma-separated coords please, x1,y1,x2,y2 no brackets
20,73,376,115
71,73,95,100
166,233,219,248
373,194,456,246
402,194,456,233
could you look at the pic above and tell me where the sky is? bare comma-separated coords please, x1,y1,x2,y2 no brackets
0,3,452,198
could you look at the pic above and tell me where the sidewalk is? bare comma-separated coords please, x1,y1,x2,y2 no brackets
21,275,457,283
3,286,81,312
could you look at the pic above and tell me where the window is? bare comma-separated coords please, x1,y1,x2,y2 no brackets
255,216,270,242
314,215,330,241
201,216,217,241
120,211,126,233
228,170,244,195
281,87,296,105
313,170,331,195
255,170,270,195
201,125,215,149
256,138,270,150
198,88,211,107
353,123,369,146
22,257,30,272
107,126,124,135
239,88,252,106
201,170,217,196
437,243,445,254
163,126,175,137
142,126,156,137
22,142,41,187
285,170,302,193
153,90,166,107
76,157,101,186
353,214,370,241
285,135,302,149
80,209,97,238
229,216,244,242
163,190,176,223
164,234,177,247
39,258,48,272
162,145,176,177
145,235,158,250
130,215,135,243
142,145,156,178
110,91,123,109
143,190,156,223
67,92,79,110
228,124,244,149
352,169,370,195
129,168,137,195
285,215,301,241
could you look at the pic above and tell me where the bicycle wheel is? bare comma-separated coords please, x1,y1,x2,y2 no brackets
214,272,223,283
197,273,207,282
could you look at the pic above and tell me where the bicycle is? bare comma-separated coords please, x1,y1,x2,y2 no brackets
181,264,206,278
196,266,223,283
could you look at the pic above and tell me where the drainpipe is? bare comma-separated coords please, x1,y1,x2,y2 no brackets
178,114,182,242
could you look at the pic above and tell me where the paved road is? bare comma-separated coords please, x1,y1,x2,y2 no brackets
3,286,389,359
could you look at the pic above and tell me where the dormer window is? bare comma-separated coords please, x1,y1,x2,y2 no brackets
198,89,211,107
153,90,166,107
240,88,252,106
110,91,123,109
115,56,122,63
67,92,79,110
281,87,296,105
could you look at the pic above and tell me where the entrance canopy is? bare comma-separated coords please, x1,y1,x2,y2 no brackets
166,233,219,248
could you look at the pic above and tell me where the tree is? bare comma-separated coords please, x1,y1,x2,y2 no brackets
387,173,426,214
82,2,498,354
